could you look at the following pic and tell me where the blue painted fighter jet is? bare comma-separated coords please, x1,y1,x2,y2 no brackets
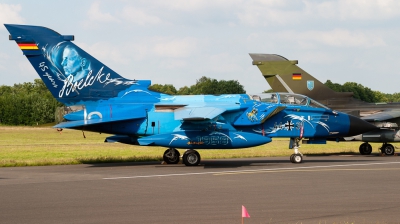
5,24,377,165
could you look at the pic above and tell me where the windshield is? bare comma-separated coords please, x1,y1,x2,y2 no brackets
278,93,308,106
250,93,278,103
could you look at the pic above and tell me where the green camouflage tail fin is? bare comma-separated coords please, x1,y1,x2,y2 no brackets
249,54,353,103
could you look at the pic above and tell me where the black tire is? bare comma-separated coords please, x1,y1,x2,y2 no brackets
380,144,387,154
292,154,302,163
163,148,180,164
182,150,201,166
359,143,372,155
382,144,395,155
290,154,295,163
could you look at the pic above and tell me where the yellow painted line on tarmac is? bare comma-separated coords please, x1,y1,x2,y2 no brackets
213,167,400,175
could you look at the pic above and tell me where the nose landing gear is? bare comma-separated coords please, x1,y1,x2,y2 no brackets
289,137,303,163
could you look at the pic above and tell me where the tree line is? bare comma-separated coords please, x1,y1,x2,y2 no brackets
1,77,399,126
324,80,400,103
149,76,246,95
0,79,62,126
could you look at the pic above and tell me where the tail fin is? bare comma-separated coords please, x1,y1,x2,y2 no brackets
249,54,353,102
5,24,151,105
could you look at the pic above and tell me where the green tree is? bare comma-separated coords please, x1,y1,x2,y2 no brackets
385,92,400,102
184,76,245,95
190,76,219,94
0,79,62,125
325,80,343,92
177,86,192,95
324,80,389,103
373,91,388,103
149,84,178,95
151,76,246,95
218,80,246,94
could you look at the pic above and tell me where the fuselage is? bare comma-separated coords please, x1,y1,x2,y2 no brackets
62,92,374,149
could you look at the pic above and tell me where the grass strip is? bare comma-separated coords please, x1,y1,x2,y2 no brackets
0,126,392,167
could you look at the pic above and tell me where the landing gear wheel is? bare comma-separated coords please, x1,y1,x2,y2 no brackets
359,143,372,155
290,154,295,163
182,150,201,166
290,154,302,163
382,144,395,155
163,148,180,164
289,137,303,163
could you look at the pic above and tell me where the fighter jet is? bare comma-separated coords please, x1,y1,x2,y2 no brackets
4,24,376,165
250,53,400,155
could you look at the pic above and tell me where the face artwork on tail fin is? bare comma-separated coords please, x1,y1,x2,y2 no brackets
43,41,138,99
59,44,91,82
5,24,152,105
42,42,92,96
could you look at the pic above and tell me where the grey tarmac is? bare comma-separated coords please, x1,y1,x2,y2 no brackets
1,155,400,224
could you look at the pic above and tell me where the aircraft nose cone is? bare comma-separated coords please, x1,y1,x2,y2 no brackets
347,115,377,136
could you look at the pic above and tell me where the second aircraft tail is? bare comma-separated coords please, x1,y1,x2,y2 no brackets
249,53,353,102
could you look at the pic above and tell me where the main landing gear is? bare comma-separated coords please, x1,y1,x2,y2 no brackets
359,142,372,155
380,143,395,155
182,150,201,166
162,148,201,166
163,148,180,164
359,142,395,155
289,137,303,163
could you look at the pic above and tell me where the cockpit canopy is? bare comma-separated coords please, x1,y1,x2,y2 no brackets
249,93,331,110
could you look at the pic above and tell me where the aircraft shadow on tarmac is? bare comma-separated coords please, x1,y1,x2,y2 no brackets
83,154,387,169
200,157,384,169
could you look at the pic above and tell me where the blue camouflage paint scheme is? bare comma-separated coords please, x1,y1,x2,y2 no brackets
5,24,376,150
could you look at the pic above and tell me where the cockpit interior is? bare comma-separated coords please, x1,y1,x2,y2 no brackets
249,93,331,110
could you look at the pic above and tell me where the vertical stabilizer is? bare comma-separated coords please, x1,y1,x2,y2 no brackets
249,53,353,103
5,24,153,105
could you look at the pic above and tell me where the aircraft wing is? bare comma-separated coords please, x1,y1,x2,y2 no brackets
362,110,400,122
174,107,226,121
234,104,286,126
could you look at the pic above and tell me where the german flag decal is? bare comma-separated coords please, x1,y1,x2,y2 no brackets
292,73,301,80
17,43,39,50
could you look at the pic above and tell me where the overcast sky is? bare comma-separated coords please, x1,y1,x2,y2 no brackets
1,0,400,94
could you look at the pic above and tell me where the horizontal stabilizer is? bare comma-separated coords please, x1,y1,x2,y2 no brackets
105,135,138,145
174,107,226,121
362,110,400,122
54,114,145,129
